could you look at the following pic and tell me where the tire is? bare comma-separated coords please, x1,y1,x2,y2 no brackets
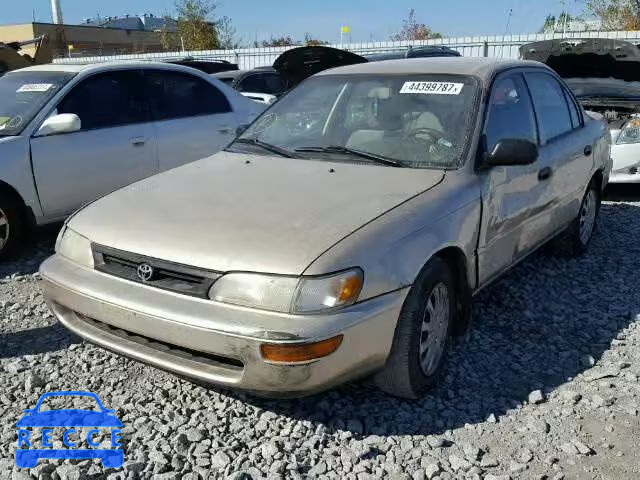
375,257,456,399
0,190,25,260
553,180,600,257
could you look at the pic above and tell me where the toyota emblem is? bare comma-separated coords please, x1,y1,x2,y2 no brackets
136,263,155,282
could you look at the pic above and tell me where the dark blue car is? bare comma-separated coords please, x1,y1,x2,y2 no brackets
15,391,123,468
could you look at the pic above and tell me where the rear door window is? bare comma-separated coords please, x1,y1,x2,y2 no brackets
525,72,574,144
563,88,582,128
144,70,231,121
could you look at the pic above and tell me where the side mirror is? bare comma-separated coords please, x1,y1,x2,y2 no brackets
36,113,81,137
483,139,538,167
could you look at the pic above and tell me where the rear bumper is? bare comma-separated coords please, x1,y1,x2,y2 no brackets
609,171,640,183
610,144,640,183
40,255,407,397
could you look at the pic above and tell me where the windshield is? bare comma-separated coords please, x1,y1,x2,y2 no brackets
230,73,479,169
565,77,640,99
0,71,75,136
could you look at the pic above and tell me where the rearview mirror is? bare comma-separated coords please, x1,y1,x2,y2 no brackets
36,113,81,137
483,139,538,167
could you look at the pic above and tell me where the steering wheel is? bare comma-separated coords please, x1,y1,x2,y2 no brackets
405,127,447,144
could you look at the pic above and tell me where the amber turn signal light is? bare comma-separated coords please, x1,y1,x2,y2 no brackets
260,335,344,363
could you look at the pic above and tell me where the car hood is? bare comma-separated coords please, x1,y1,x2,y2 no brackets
273,46,367,87
520,38,640,82
16,410,122,427
68,152,444,275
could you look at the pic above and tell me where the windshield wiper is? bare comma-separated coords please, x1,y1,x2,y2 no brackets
294,145,407,168
232,138,297,158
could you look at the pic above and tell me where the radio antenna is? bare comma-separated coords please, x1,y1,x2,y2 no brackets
498,8,513,58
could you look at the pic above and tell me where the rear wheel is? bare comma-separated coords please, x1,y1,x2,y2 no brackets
375,258,455,399
0,191,24,260
553,180,600,256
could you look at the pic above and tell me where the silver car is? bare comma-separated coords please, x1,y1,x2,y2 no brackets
41,58,610,398
0,62,262,259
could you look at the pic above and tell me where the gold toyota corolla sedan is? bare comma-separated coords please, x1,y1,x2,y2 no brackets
40,58,610,398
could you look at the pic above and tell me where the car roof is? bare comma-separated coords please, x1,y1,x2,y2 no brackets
318,57,546,81
10,61,208,75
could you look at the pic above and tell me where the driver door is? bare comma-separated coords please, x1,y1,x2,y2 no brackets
477,71,554,285
30,69,157,218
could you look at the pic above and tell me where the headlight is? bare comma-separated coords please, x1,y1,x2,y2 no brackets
617,118,640,144
57,227,94,268
209,269,363,314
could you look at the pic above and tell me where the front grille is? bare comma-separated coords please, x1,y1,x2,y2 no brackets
629,167,638,175
79,314,244,370
92,244,221,298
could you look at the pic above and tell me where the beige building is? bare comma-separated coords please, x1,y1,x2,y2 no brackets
0,22,166,58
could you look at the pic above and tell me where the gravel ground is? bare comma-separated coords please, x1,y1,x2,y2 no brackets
1,191,639,480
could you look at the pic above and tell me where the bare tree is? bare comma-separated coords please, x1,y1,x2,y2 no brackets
304,33,330,46
216,15,241,49
391,9,442,41
256,35,297,48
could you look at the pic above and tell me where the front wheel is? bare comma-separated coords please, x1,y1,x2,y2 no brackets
375,258,455,399
0,191,25,260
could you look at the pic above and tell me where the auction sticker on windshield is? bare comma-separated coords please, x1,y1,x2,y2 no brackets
400,81,464,95
16,84,54,93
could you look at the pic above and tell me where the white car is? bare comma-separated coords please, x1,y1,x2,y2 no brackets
0,61,263,258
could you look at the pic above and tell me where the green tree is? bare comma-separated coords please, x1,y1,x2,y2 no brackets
304,33,330,46
391,9,442,41
584,0,640,29
160,16,180,51
175,0,219,50
540,11,573,32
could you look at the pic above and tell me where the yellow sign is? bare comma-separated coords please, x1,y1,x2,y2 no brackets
67,44,75,51
341,26,350,33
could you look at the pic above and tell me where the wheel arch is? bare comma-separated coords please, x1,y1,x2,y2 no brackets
0,180,35,227
432,246,472,337
592,169,604,192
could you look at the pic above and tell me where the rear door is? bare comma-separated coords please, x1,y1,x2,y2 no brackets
30,69,157,218
477,71,553,284
523,71,592,232
143,69,237,171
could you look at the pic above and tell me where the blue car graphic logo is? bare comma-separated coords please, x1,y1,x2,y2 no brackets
15,391,123,469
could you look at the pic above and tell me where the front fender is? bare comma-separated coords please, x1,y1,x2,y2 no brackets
303,172,482,301
0,136,43,218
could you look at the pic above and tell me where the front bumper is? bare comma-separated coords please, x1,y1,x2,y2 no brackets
40,255,408,397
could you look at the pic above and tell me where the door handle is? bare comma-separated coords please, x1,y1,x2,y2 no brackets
538,166,552,181
130,136,148,146
217,128,233,135
584,145,593,156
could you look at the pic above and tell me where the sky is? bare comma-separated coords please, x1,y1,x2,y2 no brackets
3,0,587,44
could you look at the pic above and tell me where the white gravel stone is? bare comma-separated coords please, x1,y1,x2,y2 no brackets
1,198,639,480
